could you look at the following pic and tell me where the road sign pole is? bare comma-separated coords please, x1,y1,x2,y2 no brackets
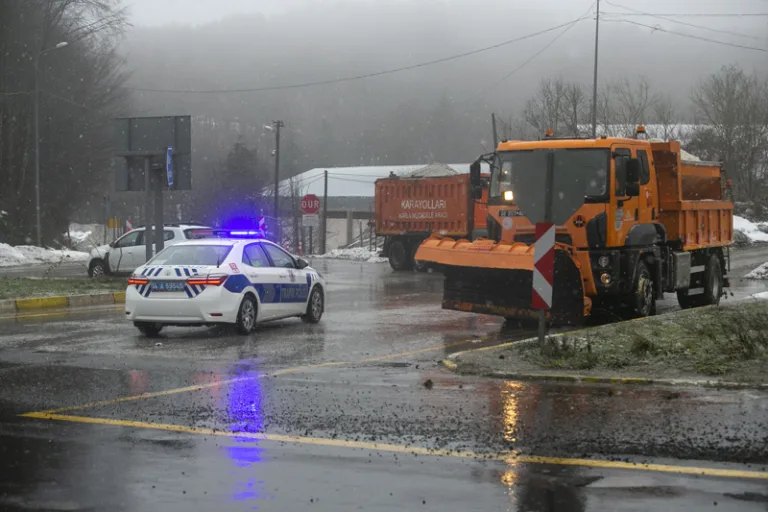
309,226,313,255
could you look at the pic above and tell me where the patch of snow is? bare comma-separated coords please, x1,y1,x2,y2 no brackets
0,243,89,267
746,262,768,280
734,216,768,243
750,291,768,300
311,247,388,263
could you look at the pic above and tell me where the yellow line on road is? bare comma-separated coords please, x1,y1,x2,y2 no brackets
0,305,123,320
32,339,479,414
36,360,353,415
20,412,768,481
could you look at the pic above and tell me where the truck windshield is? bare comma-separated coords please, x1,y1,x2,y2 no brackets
491,148,610,202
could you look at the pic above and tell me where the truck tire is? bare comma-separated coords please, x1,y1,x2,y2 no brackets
677,254,723,309
389,240,413,271
629,261,656,318
412,242,428,272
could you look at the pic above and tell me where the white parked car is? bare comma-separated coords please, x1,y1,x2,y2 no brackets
87,224,212,277
125,237,325,337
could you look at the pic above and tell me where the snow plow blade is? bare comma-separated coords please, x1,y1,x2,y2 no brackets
415,237,590,325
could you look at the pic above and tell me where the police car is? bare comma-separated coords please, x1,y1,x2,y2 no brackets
125,234,325,337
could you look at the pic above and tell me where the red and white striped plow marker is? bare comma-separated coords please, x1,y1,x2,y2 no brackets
531,222,555,310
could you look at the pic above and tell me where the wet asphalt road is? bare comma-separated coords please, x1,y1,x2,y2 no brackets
2,260,768,511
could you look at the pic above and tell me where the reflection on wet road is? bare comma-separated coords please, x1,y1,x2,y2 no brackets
2,260,768,511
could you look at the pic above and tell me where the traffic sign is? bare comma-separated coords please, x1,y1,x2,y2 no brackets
531,222,554,310
303,214,319,228
166,146,174,187
300,194,321,215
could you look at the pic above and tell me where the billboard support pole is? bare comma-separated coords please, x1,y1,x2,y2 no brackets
154,168,164,254
144,156,154,262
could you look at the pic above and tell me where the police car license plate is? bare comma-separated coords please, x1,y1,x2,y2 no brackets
150,281,185,292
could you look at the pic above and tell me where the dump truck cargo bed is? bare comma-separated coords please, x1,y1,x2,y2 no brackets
375,174,480,237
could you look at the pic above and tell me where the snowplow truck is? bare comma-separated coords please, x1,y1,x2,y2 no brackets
414,133,734,324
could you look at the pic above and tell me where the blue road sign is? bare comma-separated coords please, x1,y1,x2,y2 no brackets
166,146,174,187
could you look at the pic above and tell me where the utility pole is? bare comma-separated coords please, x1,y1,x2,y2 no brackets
491,113,499,148
272,120,284,244
591,0,600,138
321,170,328,254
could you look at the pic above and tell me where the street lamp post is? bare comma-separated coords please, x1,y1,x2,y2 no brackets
34,41,68,246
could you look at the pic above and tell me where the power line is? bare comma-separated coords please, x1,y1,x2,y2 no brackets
328,176,379,185
607,18,768,52
126,18,592,95
600,12,768,18
603,2,761,40
40,89,94,109
0,90,31,97
476,2,596,100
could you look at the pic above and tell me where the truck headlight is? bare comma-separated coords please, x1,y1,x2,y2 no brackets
600,273,612,285
503,190,514,201
598,255,610,268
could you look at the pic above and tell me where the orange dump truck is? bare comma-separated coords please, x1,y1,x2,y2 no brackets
415,133,733,324
376,174,489,271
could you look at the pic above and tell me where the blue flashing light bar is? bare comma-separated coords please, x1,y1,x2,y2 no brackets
212,229,266,239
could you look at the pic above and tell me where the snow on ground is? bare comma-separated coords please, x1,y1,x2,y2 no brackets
746,262,768,280
734,215,768,243
750,291,768,300
0,243,89,267
311,247,388,263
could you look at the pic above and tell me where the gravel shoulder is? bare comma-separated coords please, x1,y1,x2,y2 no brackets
449,302,768,384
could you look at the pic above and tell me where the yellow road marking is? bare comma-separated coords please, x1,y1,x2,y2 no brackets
20,412,768,481
37,361,353,414
0,305,123,320
32,338,482,414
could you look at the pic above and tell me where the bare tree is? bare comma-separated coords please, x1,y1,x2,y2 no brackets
691,65,768,201
652,95,681,141
524,78,566,136
562,83,588,137
612,76,659,137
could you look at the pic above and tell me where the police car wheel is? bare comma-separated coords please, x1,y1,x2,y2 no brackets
134,322,163,338
236,295,257,334
302,287,323,324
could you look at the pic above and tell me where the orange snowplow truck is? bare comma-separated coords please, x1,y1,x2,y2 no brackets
376,174,489,271
415,132,734,324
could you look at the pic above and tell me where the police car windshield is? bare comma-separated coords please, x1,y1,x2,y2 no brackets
147,244,233,266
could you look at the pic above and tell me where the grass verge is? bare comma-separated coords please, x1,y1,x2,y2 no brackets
452,302,768,383
0,277,126,300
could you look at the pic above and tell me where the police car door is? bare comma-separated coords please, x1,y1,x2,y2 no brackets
261,242,308,317
241,243,282,320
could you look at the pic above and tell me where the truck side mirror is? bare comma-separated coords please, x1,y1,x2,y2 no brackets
626,158,640,184
469,160,481,188
472,185,483,200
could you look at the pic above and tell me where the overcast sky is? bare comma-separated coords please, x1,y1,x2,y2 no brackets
126,0,768,28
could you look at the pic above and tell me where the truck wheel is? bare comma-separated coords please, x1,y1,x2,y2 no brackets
677,254,723,309
630,261,656,318
389,240,413,271
412,243,428,273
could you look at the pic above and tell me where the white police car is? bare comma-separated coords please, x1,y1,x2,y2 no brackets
125,236,325,337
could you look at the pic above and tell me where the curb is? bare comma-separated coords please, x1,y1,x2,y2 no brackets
440,360,768,390
1,291,125,315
